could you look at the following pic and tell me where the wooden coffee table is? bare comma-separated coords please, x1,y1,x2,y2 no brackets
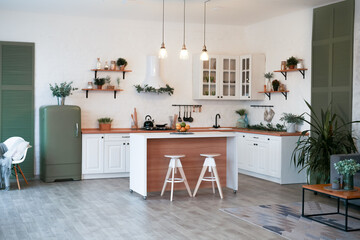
302,184,360,232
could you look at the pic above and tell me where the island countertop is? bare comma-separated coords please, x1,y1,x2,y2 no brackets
129,131,237,139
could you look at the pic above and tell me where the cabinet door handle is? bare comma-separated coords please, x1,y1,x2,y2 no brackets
123,143,126,145
127,143,130,145
253,137,259,139
75,123,79,137
122,136,130,138
268,138,270,141
217,96,220,98
253,143,258,146
221,96,223,98
101,136,104,139
243,135,245,137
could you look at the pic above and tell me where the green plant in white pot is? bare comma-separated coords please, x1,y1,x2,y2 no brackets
334,159,360,190
280,113,304,133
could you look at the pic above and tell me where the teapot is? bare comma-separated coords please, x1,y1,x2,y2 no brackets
143,115,154,128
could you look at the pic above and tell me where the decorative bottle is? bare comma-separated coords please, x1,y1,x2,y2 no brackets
244,114,249,128
96,58,101,70
104,61,109,70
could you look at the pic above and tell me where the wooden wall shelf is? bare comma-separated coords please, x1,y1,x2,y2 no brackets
82,88,124,99
258,90,289,100
274,68,307,80
91,69,132,79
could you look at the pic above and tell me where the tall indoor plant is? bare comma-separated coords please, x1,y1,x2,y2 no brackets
292,101,358,184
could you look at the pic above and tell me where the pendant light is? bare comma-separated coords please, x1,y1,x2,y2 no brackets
159,0,167,59
179,0,189,60
200,0,210,61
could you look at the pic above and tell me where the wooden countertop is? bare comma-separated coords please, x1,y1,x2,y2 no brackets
82,127,305,137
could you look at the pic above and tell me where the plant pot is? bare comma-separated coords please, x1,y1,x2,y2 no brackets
237,117,246,128
332,182,340,190
273,85,279,91
343,174,354,190
107,85,115,90
99,123,111,131
120,65,125,71
286,123,296,133
288,65,296,69
97,85,103,90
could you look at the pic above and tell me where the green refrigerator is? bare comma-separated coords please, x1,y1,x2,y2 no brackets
40,105,81,182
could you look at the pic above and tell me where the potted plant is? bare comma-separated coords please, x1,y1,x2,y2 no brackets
94,78,106,89
272,79,280,91
332,178,340,190
104,76,114,90
49,81,78,105
280,113,304,133
334,159,360,190
264,72,274,91
98,117,113,131
286,56,299,69
292,101,358,184
236,109,246,128
116,58,128,71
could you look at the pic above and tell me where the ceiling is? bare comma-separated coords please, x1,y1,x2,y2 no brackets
0,0,343,26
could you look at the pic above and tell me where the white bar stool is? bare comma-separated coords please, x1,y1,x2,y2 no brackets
160,155,192,201
193,153,223,199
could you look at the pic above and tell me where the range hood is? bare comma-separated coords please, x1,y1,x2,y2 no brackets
143,56,166,89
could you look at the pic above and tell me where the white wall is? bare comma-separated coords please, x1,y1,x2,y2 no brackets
0,8,314,175
353,1,360,148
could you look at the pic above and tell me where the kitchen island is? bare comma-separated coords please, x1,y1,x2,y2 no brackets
129,132,238,199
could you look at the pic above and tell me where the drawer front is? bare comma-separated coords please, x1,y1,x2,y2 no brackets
104,134,130,141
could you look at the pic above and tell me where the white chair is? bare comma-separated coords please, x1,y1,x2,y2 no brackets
4,137,31,190
193,153,223,199
160,155,192,201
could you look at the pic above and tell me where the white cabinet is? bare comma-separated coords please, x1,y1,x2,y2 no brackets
82,134,130,179
193,54,240,100
239,54,265,100
236,133,306,184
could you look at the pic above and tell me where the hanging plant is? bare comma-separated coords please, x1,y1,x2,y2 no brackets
134,84,174,96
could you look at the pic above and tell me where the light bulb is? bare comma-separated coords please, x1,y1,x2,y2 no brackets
200,47,209,61
159,47,167,59
179,45,189,60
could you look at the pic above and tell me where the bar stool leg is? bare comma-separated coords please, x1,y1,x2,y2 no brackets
178,167,192,197
193,165,207,197
210,169,215,194
170,167,175,202
161,167,172,196
212,166,223,199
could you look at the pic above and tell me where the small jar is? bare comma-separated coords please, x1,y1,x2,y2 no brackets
104,61,109,70
110,61,116,70
87,82,93,89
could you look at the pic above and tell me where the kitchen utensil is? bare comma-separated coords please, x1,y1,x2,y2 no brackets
188,106,193,122
178,106,182,122
199,106,202,112
134,108,138,129
183,106,187,121
156,123,167,128
144,115,154,128
193,105,195,112
172,114,177,129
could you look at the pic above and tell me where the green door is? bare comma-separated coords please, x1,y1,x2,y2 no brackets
0,41,35,178
311,0,354,123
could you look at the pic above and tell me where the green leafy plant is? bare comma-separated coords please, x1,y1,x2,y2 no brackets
97,118,113,124
116,58,128,67
272,79,280,90
134,84,174,96
264,72,274,80
248,122,286,132
334,159,360,176
280,113,304,125
94,78,106,86
49,81,78,97
104,76,111,84
236,109,246,116
286,56,299,67
292,101,358,184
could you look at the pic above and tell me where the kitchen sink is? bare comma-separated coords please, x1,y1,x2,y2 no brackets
208,127,233,130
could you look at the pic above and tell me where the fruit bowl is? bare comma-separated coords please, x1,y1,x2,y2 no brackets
176,122,190,132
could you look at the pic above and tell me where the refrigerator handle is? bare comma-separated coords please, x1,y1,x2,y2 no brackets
75,123,79,137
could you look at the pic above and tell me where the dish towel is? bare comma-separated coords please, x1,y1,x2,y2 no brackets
0,143,11,190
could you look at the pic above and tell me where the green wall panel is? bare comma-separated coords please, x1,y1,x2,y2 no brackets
312,44,330,88
332,40,352,87
0,42,34,178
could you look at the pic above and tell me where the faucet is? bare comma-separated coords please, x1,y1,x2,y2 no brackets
213,114,221,128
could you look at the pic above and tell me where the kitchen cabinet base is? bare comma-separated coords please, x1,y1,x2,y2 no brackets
238,168,305,184
82,172,129,180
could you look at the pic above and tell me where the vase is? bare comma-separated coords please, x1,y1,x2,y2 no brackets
99,123,111,131
332,182,340,190
244,114,249,128
286,123,296,133
97,85,102,90
237,117,246,128
267,79,272,91
343,174,354,190
57,97,65,105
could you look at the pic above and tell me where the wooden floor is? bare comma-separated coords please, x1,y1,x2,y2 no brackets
0,174,350,240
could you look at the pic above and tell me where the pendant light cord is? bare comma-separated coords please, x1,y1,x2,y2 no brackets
183,0,186,45
203,0,210,47
162,0,165,44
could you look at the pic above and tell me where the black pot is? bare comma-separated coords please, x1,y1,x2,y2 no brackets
144,115,154,128
156,124,167,128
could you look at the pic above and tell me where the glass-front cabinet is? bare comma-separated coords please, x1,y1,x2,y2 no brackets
193,54,240,100
240,55,251,99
